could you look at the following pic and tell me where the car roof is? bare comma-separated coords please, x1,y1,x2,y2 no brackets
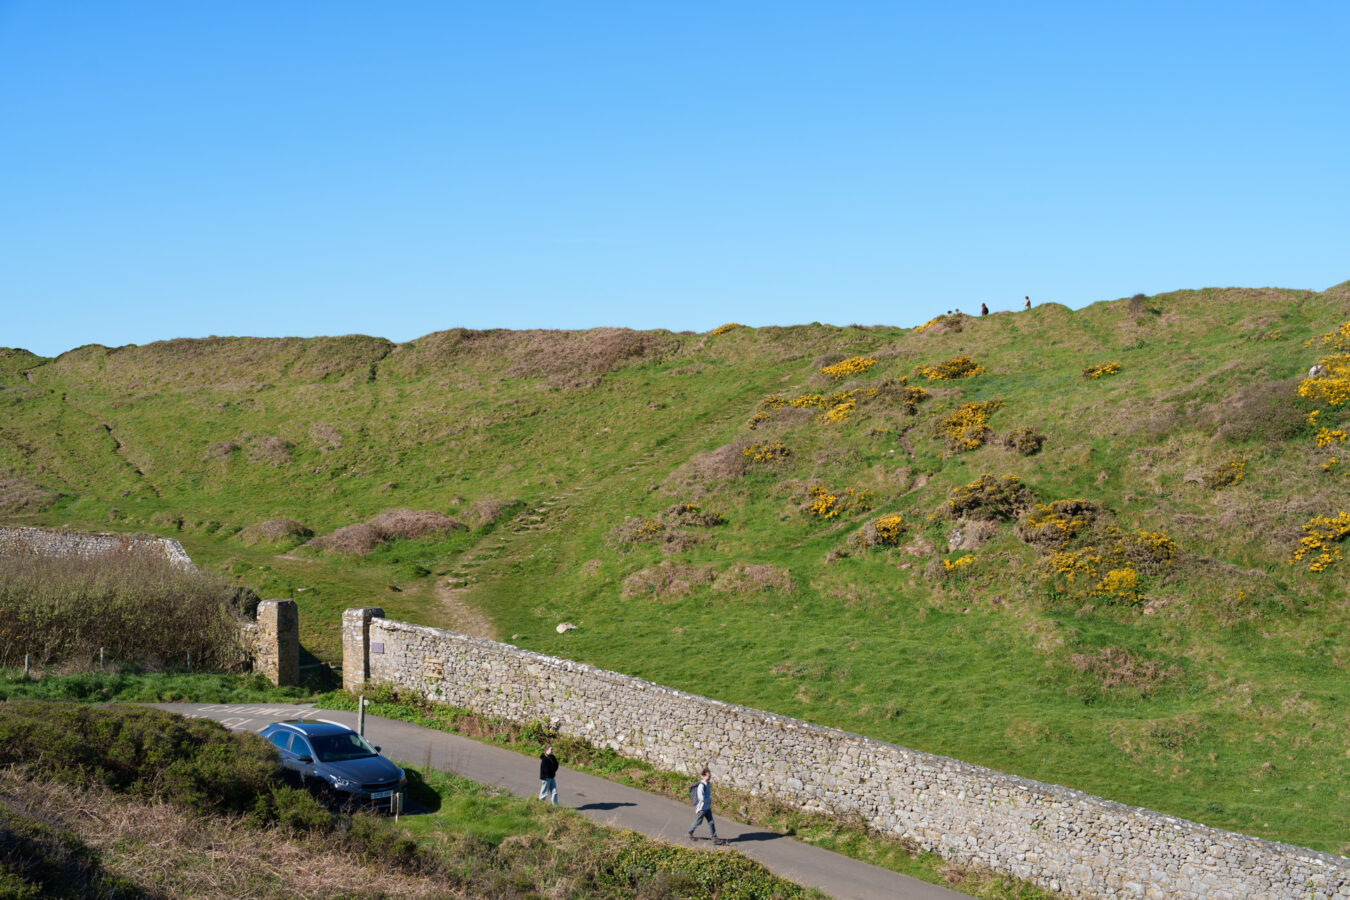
262,720,356,738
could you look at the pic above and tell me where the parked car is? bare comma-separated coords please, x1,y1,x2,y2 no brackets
260,719,405,811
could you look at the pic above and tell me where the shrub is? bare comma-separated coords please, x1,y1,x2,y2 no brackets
1297,321,1350,408
914,313,963,334
0,550,243,669
915,355,985,381
246,435,294,466
0,703,279,815
620,562,714,600
303,509,466,555
664,502,724,527
1082,361,1122,380
1016,499,1100,549
471,496,516,527
939,474,1033,521
851,513,906,550
1203,456,1246,489
711,564,794,595
709,322,744,335
237,518,313,548
942,555,977,574
1070,646,1178,696
819,356,877,379
1000,428,1044,456
0,475,59,514
933,400,1005,451
807,485,872,519
742,441,791,463
1289,512,1350,572
201,440,239,460
309,422,343,451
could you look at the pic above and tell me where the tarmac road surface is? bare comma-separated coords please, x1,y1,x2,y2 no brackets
154,703,971,900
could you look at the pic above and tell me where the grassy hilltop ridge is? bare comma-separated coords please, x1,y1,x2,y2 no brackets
4,282,1350,853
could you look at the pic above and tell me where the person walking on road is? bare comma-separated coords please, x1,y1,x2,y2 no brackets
688,768,720,843
538,743,559,805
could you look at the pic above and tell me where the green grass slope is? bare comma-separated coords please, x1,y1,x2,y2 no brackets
4,285,1350,853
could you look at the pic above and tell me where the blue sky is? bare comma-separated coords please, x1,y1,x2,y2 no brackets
2,2,1346,358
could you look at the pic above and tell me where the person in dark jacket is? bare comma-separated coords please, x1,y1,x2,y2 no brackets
980,302,989,316
538,743,559,805
687,768,719,842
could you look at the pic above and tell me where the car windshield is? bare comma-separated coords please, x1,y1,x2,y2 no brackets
309,731,378,762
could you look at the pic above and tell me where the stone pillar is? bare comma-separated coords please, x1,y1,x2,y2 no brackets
342,607,384,692
255,600,299,687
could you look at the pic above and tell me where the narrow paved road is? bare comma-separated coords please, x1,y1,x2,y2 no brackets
155,703,970,900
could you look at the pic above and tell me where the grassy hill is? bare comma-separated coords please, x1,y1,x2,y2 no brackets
4,282,1350,854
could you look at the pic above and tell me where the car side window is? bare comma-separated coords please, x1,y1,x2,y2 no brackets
293,737,314,759
269,731,292,752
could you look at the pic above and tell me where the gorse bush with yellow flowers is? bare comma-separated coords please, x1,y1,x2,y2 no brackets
939,474,1033,521
819,356,877,380
1082,361,1122,379
709,322,745,335
1297,322,1350,407
1314,428,1347,448
742,442,790,463
1289,512,1350,572
1203,456,1246,490
1016,499,1100,550
808,485,872,519
1040,526,1178,604
1000,427,1044,456
933,400,1005,451
915,355,985,381
942,555,977,574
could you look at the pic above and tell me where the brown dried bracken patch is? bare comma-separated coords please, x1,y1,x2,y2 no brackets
1070,646,1179,695
660,441,751,495
237,518,313,548
304,508,466,555
621,562,715,600
202,440,239,460
246,435,294,467
309,422,343,451
0,475,59,514
471,496,515,527
712,564,794,595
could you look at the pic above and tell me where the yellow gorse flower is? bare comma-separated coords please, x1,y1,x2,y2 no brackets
819,356,877,379
915,355,985,381
1082,361,1122,379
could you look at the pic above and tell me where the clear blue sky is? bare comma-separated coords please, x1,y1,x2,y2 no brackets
2,2,1346,358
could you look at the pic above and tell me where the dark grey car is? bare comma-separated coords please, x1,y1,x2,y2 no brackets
260,719,406,810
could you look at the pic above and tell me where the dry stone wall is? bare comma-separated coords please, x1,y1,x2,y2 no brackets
349,613,1350,900
0,525,195,569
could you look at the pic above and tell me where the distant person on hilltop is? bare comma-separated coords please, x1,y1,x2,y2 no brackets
1024,296,1031,310
980,302,989,316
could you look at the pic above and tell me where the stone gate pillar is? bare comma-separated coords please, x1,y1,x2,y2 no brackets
255,600,299,687
342,607,384,692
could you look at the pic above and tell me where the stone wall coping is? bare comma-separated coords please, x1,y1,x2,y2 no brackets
368,616,1350,873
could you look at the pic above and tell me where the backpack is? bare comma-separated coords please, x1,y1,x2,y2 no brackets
688,783,700,807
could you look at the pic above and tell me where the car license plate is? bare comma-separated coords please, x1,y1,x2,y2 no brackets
371,790,395,800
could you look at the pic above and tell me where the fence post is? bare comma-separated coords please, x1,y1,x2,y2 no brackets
100,647,105,670
358,695,366,737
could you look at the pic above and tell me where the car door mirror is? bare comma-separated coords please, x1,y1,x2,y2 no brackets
374,746,381,753
296,755,313,764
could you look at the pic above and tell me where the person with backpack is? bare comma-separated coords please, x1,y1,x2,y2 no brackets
538,743,559,805
687,768,719,843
